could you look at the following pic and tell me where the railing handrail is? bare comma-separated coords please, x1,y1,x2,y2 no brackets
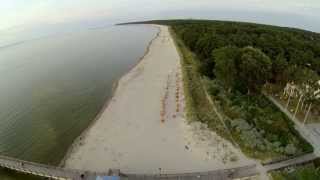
0,154,260,179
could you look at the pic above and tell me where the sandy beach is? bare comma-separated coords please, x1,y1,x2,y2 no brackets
63,25,254,174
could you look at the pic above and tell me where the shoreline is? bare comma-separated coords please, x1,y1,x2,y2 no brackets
63,25,254,174
59,24,161,167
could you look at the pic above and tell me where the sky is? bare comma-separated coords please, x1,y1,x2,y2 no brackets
1,0,320,38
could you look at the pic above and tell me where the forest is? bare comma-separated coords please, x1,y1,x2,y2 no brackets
144,20,320,83
133,20,320,160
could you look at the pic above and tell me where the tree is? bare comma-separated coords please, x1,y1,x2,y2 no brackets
272,54,288,84
294,68,318,85
212,46,240,91
238,47,272,94
282,65,299,83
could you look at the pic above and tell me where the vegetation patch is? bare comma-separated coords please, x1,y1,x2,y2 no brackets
271,159,320,180
205,79,312,160
169,28,233,142
0,168,43,180
162,20,318,161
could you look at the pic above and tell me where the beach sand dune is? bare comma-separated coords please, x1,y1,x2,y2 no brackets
63,25,254,174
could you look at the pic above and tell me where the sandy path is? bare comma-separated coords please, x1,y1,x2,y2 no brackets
63,25,254,174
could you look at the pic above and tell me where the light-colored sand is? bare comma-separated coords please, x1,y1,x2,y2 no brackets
63,25,254,174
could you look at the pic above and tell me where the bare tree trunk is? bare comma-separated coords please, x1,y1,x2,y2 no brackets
303,103,312,125
294,95,303,118
304,104,309,113
300,98,305,111
282,87,286,98
286,88,293,109
282,84,289,98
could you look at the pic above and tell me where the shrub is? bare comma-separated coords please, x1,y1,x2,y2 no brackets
285,144,297,155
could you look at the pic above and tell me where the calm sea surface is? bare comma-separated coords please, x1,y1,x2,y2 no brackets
0,25,158,179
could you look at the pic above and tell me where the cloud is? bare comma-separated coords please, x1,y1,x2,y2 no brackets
0,0,319,31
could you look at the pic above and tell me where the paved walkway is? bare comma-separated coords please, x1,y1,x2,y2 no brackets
264,153,317,172
0,154,260,180
124,165,258,180
0,155,105,180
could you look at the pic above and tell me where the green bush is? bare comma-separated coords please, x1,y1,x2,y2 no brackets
271,164,320,180
207,82,312,159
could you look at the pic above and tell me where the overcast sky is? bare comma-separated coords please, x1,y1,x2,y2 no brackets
1,0,320,32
